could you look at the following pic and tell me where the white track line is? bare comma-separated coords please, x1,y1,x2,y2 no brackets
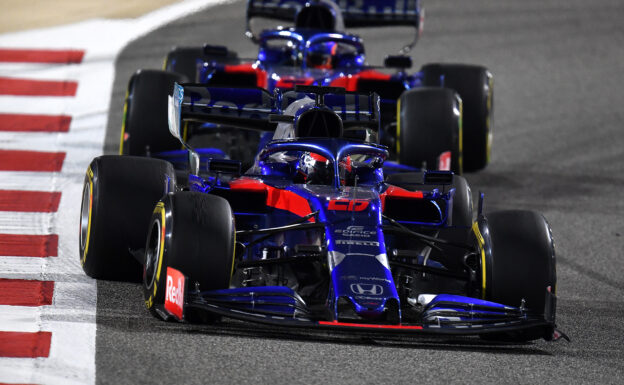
0,1,233,384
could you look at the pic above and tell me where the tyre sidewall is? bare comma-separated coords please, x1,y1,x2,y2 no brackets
398,88,462,173
79,156,175,281
121,70,187,156
422,64,493,171
485,210,556,312
143,192,236,315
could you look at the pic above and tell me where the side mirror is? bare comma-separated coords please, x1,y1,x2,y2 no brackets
384,55,412,69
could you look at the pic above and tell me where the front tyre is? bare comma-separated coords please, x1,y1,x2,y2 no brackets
143,192,236,319
481,210,557,341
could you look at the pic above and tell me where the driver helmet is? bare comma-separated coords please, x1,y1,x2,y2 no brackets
307,41,338,69
297,152,332,184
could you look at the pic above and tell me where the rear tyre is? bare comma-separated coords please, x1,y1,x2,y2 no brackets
397,88,462,174
143,192,236,320
482,210,557,341
120,69,187,156
422,64,493,172
79,156,176,281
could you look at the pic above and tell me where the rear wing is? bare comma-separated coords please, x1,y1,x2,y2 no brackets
246,0,422,29
167,83,380,141
168,83,276,135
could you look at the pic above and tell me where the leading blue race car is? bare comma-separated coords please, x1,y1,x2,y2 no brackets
121,0,493,174
80,84,565,342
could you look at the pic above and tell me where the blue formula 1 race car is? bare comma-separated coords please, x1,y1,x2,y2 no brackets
81,84,564,342
121,0,493,174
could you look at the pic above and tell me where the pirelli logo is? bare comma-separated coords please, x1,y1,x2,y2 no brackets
335,239,379,247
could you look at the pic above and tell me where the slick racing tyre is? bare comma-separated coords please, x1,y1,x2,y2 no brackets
79,156,176,281
143,192,236,320
120,69,187,156
422,64,493,172
397,88,462,174
481,210,557,341
164,45,239,82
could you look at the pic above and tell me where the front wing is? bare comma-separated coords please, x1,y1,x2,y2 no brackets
158,269,558,339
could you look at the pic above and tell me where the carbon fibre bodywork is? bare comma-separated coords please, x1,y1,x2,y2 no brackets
147,83,560,341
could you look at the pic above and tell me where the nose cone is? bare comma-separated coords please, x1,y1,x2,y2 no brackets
331,254,400,322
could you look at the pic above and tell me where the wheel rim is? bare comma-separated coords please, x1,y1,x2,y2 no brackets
144,219,162,290
79,182,90,251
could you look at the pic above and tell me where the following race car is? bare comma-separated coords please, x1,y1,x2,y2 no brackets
122,0,493,174
81,84,565,342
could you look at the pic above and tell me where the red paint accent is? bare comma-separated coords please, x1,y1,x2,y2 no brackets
0,190,61,212
223,63,256,73
380,186,424,211
229,177,268,192
330,70,393,91
0,77,78,96
275,76,314,89
223,64,268,89
318,321,423,330
266,185,312,218
309,153,328,162
357,70,392,81
0,48,84,64
437,151,451,171
0,279,54,306
329,75,357,91
164,267,185,320
327,199,369,212
0,234,58,257
0,113,71,132
0,331,52,358
229,178,313,219
0,150,65,171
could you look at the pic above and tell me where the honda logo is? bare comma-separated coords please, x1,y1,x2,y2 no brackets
350,283,383,296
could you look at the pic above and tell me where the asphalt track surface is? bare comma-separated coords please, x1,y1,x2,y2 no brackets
99,0,624,383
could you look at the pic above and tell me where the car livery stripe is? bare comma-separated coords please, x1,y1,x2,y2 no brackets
229,178,313,219
0,77,78,97
0,331,52,358
379,185,424,211
0,48,84,64
318,321,423,330
0,190,61,212
224,63,268,89
0,113,71,132
0,234,58,257
329,70,392,92
0,279,54,306
0,150,65,172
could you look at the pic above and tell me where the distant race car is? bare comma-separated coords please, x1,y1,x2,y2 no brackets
121,0,493,174
81,84,564,342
